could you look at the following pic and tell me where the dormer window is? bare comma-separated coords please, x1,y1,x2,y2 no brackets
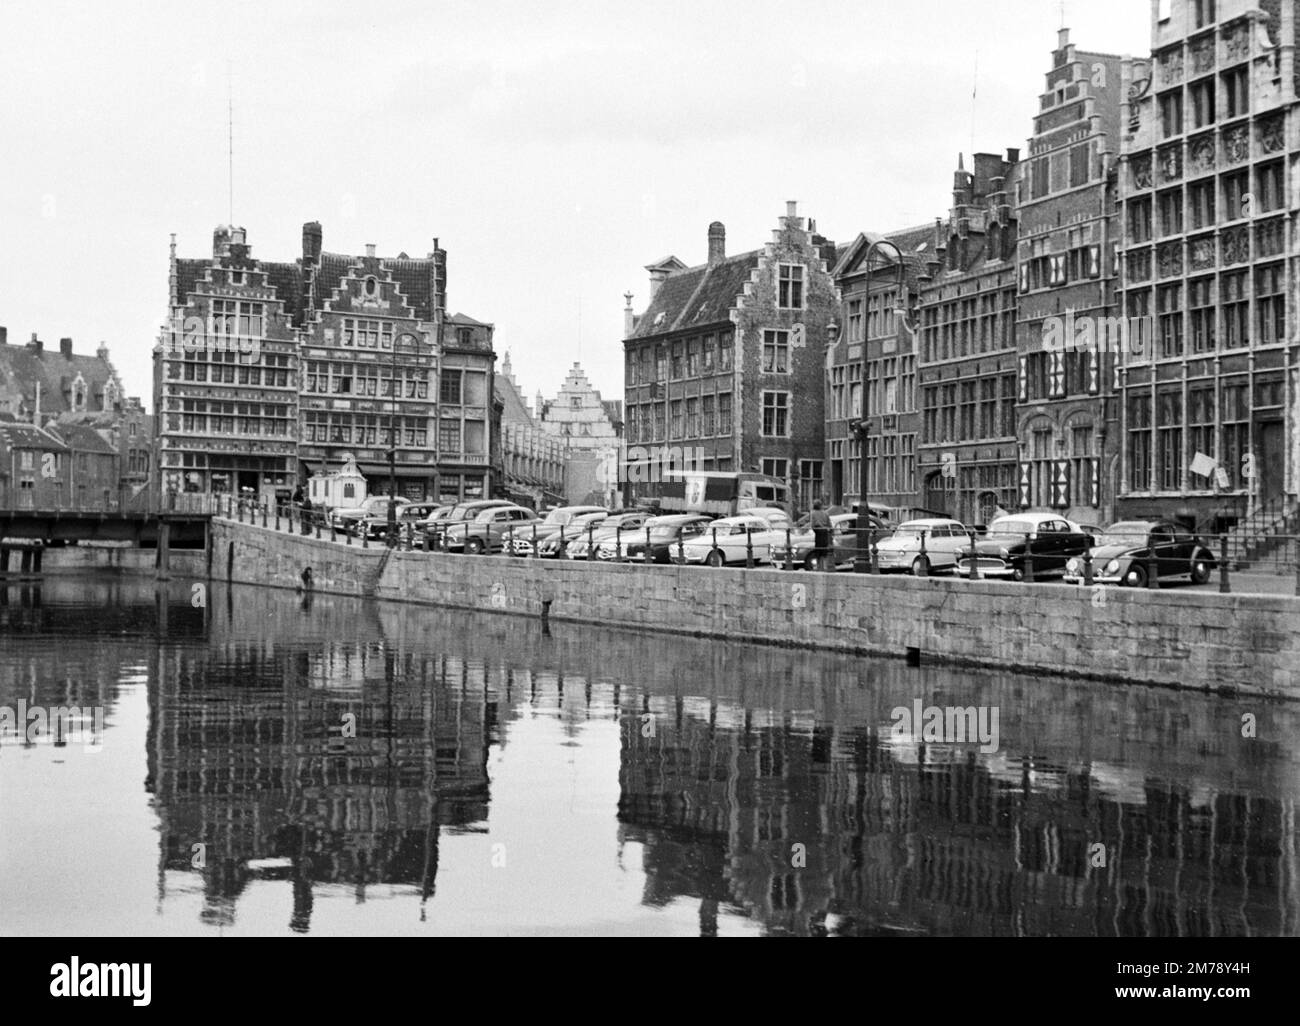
231,270,245,286
71,373,88,412
364,276,379,298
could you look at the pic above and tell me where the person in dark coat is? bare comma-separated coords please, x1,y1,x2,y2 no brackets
809,500,833,567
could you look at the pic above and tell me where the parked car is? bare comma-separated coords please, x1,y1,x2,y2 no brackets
428,499,518,548
680,512,794,567
954,513,1094,581
330,495,411,534
444,505,540,553
532,511,610,558
874,518,973,576
565,512,653,560
1063,520,1216,587
358,502,443,540
770,513,885,572
507,505,608,557
612,515,714,564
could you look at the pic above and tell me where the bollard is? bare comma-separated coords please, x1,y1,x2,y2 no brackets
968,531,981,581
483,524,491,555
1146,543,1159,590
711,527,719,567
363,524,369,548
745,529,754,569
615,524,623,563
1082,546,1093,587
1023,533,1035,583
786,528,794,572
645,526,652,565
237,501,244,523
1294,539,1300,598
1220,535,1230,594
870,529,880,575
532,523,539,559
917,529,929,577
677,535,685,565
330,521,337,543
587,523,596,561
423,530,430,552
406,524,414,551
262,504,267,528
275,509,281,532
314,518,321,540
346,525,352,546
558,525,565,559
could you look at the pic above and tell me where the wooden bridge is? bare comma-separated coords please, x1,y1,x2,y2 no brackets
0,504,213,576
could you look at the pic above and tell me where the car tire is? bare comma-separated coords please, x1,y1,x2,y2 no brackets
466,538,484,555
706,549,726,569
1124,564,1147,588
805,555,822,573
1011,567,1024,582
1189,552,1211,585
911,556,929,577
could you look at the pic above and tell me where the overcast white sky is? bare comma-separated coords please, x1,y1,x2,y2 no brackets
1,0,1150,410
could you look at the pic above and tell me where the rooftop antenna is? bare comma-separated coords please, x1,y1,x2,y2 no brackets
227,60,234,225
970,50,979,160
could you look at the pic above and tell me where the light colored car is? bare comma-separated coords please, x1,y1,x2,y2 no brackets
566,512,653,559
680,512,794,568
444,505,539,553
532,511,610,558
508,505,608,556
874,519,973,575
770,513,886,572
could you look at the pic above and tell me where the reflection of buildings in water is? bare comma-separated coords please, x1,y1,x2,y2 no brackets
618,694,1300,938
147,645,492,931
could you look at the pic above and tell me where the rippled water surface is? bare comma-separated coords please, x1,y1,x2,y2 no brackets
1,575,1297,936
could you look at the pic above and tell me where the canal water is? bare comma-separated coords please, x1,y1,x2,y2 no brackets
1,574,1297,937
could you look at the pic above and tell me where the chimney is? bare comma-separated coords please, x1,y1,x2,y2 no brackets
302,221,322,265
707,222,726,266
1006,147,1020,165
60,337,73,359
623,292,636,337
0,325,7,346
1057,27,1070,50
647,264,670,299
365,243,377,258
29,333,42,353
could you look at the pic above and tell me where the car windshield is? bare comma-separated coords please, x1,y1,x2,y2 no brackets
986,520,1035,538
1095,524,1155,547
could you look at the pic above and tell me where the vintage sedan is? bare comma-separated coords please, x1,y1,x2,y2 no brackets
506,505,607,556
330,495,411,534
565,512,653,559
874,518,974,576
954,513,1093,581
769,513,885,572
1063,520,1216,587
358,502,443,541
680,513,794,568
530,511,610,558
443,505,540,554
613,515,714,564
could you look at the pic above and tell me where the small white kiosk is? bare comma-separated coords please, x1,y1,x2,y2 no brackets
307,453,368,511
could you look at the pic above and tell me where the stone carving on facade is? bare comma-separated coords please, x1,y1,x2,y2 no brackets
1223,125,1249,163
1158,46,1184,84
1158,145,1182,183
1189,135,1216,174
1157,242,1183,278
1190,236,1216,271
1191,36,1215,74
1223,22,1250,63
1131,153,1153,189
1222,225,1249,264
1259,115,1285,154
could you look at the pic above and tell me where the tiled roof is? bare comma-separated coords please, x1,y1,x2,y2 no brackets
46,421,117,455
0,421,68,452
628,251,761,341
261,261,305,320
312,252,437,322
0,344,119,418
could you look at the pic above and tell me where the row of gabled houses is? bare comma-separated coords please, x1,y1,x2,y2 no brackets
0,329,152,511
622,3,1300,538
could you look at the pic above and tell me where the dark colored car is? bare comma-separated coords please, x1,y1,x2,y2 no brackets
426,499,517,548
770,513,887,571
358,502,443,540
955,513,1094,581
444,505,540,553
616,515,714,564
1064,519,1216,587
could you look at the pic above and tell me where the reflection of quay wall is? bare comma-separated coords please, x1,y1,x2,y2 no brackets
619,708,1300,937
16,545,207,577
211,518,1300,697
